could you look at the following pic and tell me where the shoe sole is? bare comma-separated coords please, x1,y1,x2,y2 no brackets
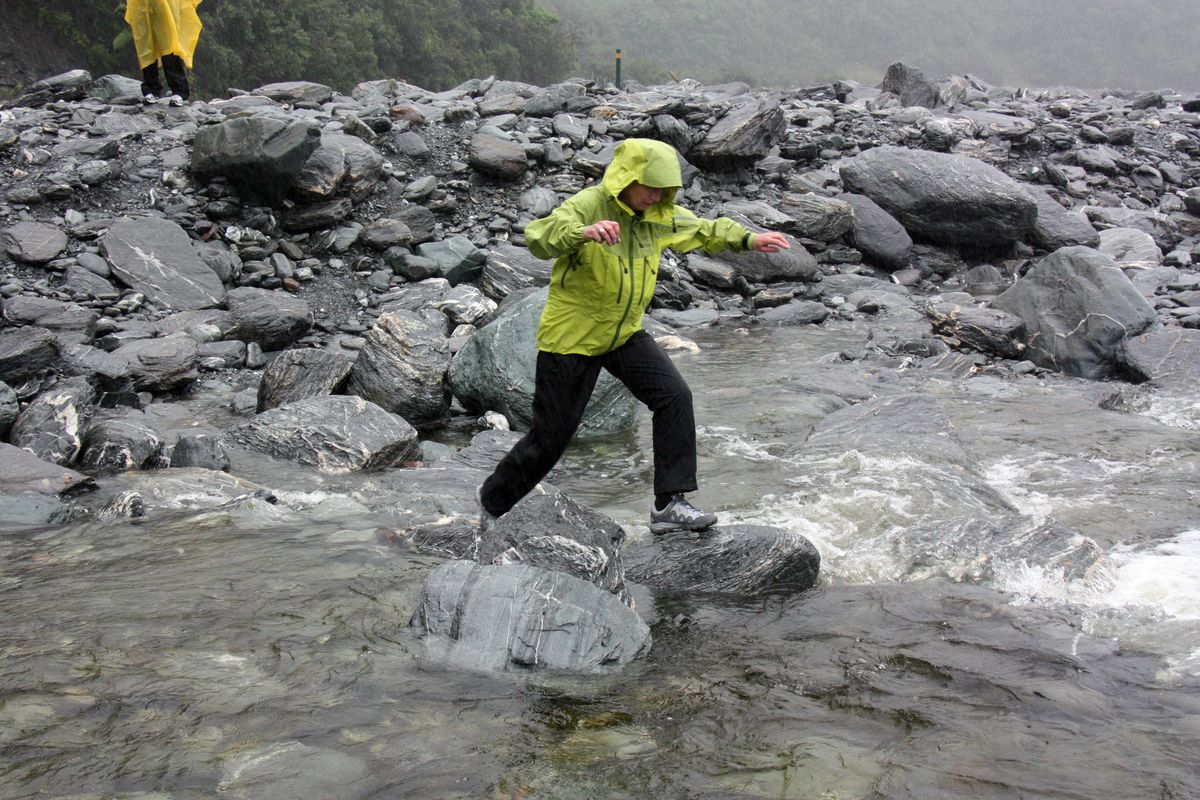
650,518,717,534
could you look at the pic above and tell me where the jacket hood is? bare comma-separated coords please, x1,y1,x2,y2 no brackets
601,138,683,221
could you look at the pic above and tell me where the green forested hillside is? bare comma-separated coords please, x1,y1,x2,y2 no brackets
29,0,575,96
21,0,1200,96
546,0,1200,91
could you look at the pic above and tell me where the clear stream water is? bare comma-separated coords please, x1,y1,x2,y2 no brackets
2,319,1199,799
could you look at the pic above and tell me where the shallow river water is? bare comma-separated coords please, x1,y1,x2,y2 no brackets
2,319,1199,799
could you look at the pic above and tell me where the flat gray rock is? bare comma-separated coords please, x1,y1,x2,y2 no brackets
2,221,68,264
0,326,59,384
0,442,95,496
480,243,551,300
110,335,200,391
839,145,1038,247
100,217,225,311
1119,326,1200,391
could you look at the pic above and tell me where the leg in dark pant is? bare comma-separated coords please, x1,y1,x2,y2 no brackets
480,351,601,516
601,331,698,497
141,64,164,97
161,54,190,99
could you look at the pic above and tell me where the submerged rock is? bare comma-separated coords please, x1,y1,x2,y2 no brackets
411,560,651,672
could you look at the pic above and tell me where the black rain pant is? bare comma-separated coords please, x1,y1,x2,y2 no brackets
480,331,697,516
141,54,189,99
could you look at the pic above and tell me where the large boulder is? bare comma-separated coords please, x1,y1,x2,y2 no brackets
100,217,225,311
690,95,786,166
110,335,200,391
191,115,322,201
347,311,451,427
2,296,97,343
880,62,939,108
0,326,59,385
448,288,637,440
411,561,651,672
1027,187,1101,251
468,133,528,180
252,80,334,105
710,228,818,283
626,524,820,595
80,411,165,474
776,193,855,242
225,287,313,351
839,145,1038,247
926,299,1026,359
992,246,1158,379
228,395,419,473
256,348,354,412
12,69,92,107
293,131,384,202
414,236,488,286
9,377,96,466
1098,227,1163,269
837,192,914,270
481,489,630,603
479,243,552,301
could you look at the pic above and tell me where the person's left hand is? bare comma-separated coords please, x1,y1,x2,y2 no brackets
751,232,791,253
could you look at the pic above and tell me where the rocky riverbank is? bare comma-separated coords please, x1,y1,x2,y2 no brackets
2,62,1198,671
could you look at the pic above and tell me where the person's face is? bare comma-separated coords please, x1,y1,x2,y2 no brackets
619,181,664,212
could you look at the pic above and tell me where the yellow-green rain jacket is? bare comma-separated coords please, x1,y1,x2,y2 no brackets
526,138,754,356
125,0,203,70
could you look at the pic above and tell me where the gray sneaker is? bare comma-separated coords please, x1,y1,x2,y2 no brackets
650,495,717,533
477,486,497,532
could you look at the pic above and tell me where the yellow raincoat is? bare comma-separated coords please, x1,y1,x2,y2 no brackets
526,138,755,356
125,0,203,70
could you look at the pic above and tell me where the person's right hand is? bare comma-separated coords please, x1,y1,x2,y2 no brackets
583,220,621,245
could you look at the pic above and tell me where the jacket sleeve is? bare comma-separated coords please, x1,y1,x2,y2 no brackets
524,188,600,260
666,207,755,255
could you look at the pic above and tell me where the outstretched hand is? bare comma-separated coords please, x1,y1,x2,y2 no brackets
583,220,621,245
751,232,791,253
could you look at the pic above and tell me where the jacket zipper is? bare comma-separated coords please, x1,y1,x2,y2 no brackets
608,218,640,352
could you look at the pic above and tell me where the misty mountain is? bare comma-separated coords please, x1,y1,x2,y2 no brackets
545,0,1200,91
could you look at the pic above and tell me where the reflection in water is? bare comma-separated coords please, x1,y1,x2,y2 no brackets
2,323,1199,798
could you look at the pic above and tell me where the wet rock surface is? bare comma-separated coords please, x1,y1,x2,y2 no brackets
2,61,1199,676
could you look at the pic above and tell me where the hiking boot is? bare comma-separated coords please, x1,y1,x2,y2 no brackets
650,494,717,533
477,486,497,532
